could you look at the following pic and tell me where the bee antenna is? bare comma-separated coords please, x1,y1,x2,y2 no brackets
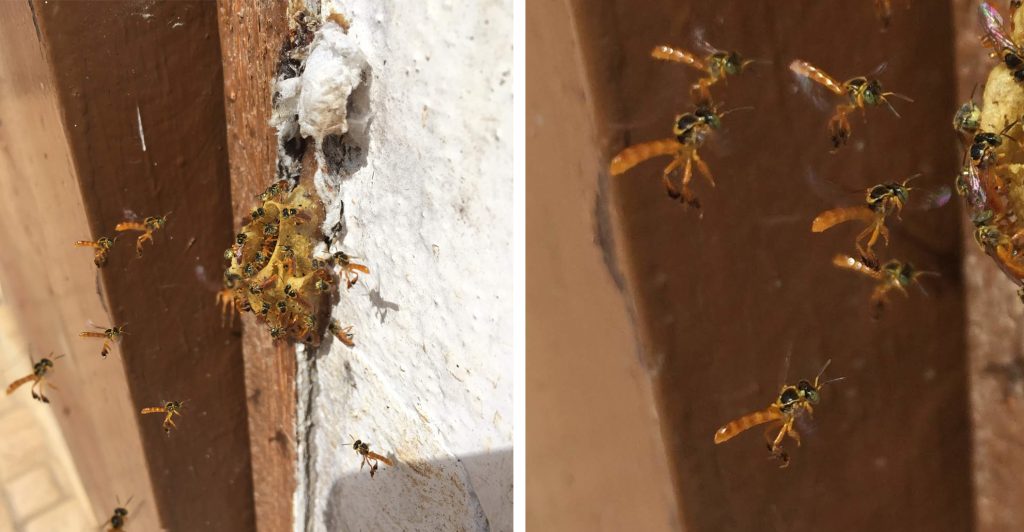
719,106,754,117
52,354,66,361
814,358,833,386
819,376,847,388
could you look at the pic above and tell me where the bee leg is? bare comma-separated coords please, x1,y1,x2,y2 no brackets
661,155,684,200
679,156,701,210
870,284,891,318
692,150,715,188
828,105,853,149
135,232,154,257
761,420,783,446
787,428,802,447
30,379,40,402
691,78,714,106
101,340,110,359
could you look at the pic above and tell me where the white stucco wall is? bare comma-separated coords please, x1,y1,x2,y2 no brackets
286,2,512,530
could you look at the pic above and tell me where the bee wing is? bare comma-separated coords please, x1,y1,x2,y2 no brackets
690,27,721,54
980,2,1023,54
869,61,888,77
909,185,952,211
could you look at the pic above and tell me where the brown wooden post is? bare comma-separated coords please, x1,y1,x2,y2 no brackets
0,1,255,529
216,2,298,531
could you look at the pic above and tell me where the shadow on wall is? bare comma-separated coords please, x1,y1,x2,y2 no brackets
323,448,512,532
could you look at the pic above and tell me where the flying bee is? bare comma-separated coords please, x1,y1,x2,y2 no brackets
833,254,936,314
874,0,910,29
812,176,917,262
789,59,911,149
79,324,127,358
981,2,1024,82
140,400,184,434
347,439,394,478
115,213,169,257
102,496,133,531
610,103,745,209
6,354,63,403
329,251,370,289
216,289,238,326
650,40,754,103
714,360,844,467
329,320,355,347
74,236,117,267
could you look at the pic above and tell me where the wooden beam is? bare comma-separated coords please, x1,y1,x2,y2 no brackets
216,2,298,531
0,1,255,529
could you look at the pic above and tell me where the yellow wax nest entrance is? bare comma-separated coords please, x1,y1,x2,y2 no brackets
221,182,329,342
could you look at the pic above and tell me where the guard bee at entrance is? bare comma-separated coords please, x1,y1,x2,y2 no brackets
811,177,916,263
968,121,1017,169
953,87,982,139
6,354,63,403
981,2,1024,82
79,324,127,358
789,59,911,149
610,103,747,210
140,400,184,434
347,439,394,478
833,254,936,315
714,360,844,467
650,41,754,103
115,214,169,257
74,236,117,267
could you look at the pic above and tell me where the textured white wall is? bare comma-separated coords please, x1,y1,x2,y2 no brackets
288,1,512,530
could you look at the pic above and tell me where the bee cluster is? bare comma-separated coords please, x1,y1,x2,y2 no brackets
219,181,332,343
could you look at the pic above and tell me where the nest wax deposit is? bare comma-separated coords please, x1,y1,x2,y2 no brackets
220,182,329,342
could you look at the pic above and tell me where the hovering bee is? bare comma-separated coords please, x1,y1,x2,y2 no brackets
102,496,133,532
115,214,169,257
79,324,127,358
833,254,935,314
348,439,393,478
982,1,1024,80
329,319,355,347
811,177,916,262
329,251,370,289
789,59,911,149
714,360,843,467
140,400,184,434
6,354,63,403
650,41,754,103
74,236,117,267
610,103,744,209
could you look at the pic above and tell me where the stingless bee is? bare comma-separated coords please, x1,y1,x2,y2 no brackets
102,496,133,531
650,40,754,103
981,2,1024,82
610,103,745,209
347,439,393,478
140,400,184,434
79,324,127,358
329,319,355,347
6,354,63,403
833,254,936,314
811,176,916,262
258,179,291,201
74,236,117,267
115,214,169,257
714,360,843,467
328,251,370,289
789,59,911,149
953,87,982,139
